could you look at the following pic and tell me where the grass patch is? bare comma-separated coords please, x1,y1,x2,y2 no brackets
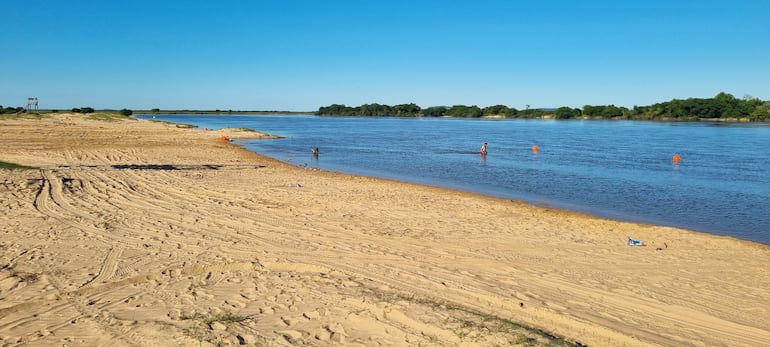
180,309,246,325
180,310,248,346
179,312,205,321
203,310,246,324
235,127,284,138
386,292,578,346
0,161,35,170
0,112,48,120
85,112,134,122
147,118,197,128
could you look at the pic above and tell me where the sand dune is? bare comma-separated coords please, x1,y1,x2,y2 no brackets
1,114,769,346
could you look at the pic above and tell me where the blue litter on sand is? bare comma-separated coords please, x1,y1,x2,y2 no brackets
627,236,645,246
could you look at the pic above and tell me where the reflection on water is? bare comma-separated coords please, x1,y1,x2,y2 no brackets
138,114,770,246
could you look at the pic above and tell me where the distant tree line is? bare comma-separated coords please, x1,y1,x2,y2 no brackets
626,93,769,120
316,93,770,121
1,105,131,116
317,103,422,117
0,105,26,114
317,103,554,118
71,107,95,113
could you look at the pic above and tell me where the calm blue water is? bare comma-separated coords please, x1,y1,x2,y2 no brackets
139,114,770,246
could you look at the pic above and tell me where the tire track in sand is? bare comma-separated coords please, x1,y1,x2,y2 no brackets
33,169,132,247
80,246,124,288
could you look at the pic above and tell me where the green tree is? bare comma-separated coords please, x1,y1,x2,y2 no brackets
554,106,580,119
713,92,739,118
601,105,625,118
316,104,355,116
445,105,482,118
421,106,447,117
482,104,516,117
518,108,547,118
739,96,762,117
750,102,770,120
357,103,392,116
119,109,133,116
392,103,421,117
582,105,600,117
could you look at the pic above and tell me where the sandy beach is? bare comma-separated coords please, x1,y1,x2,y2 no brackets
1,114,769,347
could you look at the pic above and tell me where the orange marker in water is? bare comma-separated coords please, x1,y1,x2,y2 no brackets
532,145,539,153
672,154,681,163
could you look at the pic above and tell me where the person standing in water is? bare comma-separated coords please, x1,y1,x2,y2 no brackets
480,142,488,155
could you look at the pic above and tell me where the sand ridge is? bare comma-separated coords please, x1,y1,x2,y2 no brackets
1,114,769,346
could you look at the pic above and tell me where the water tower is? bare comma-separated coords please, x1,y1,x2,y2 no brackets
26,97,38,111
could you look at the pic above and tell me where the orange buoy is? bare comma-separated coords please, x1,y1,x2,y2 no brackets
672,154,681,163
532,145,539,153
220,135,229,142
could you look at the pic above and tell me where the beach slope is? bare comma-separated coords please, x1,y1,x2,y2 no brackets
1,114,769,346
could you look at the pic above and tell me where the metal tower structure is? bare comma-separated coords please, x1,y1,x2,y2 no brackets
26,97,38,111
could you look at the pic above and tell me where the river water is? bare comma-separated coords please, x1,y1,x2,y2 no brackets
139,114,770,246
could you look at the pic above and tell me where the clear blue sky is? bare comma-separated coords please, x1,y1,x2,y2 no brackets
2,0,769,111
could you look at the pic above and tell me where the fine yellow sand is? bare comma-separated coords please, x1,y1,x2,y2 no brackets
1,114,769,346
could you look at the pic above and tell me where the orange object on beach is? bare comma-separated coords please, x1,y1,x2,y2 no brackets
220,135,229,142
532,145,539,153
204,127,208,131
672,154,681,163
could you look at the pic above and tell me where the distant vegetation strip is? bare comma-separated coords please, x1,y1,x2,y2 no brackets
316,92,770,121
0,106,133,117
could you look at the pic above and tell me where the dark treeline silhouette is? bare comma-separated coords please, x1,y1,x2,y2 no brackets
1,106,98,114
316,92,770,121
0,105,26,114
71,107,95,114
316,103,548,118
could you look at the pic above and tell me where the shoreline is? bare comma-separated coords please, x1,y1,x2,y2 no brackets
2,114,769,346
190,113,767,247
257,149,769,250
141,112,770,250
